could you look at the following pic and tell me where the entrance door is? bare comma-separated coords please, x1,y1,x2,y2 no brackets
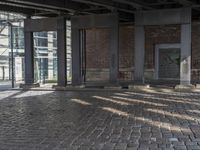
34,31,58,85
155,44,180,80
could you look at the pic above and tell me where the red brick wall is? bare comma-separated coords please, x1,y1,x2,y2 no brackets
86,28,111,69
85,23,200,82
119,25,134,80
145,25,181,69
119,25,134,68
85,26,134,81
86,26,134,69
192,22,200,81
85,28,111,81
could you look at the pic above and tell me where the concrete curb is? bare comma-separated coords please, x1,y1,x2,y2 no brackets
10,86,200,93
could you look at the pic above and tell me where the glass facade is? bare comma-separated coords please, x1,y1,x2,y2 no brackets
34,31,58,83
0,12,25,84
0,11,72,87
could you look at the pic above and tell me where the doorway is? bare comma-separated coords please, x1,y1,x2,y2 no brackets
155,44,180,80
34,31,57,85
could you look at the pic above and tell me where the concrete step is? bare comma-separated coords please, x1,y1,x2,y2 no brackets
129,84,150,90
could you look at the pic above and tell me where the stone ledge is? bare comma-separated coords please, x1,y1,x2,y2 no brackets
20,83,40,89
104,86,122,90
53,85,85,90
129,84,150,90
175,84,195,90
196,84,200,89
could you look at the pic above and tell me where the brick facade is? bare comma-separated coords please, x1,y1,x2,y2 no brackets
85,28,111,81
144,25,180,80
192,22,200,81
85,22,200,82
119,26,134,81
145,25,181,69
86,28,111,69
85,26,135,81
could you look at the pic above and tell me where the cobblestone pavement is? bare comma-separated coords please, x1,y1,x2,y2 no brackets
1,90,200,150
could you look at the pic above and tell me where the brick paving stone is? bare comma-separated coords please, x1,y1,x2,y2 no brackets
102,143,115,150
114,143,127,150
173,145,187,150
0,90,200,150
186,145,200,150
126,148,137,150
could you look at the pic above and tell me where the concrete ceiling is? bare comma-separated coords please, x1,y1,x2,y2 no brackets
0,0,200,21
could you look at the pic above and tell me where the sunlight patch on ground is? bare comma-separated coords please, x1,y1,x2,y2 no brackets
146,96,200,106
124,92,153,97
168,96,200,102
146,108,200,122
70,99,92,106
114,93,131,97
93,96,130,106
111,96,167,107
102,107,191,133
0,91,19,100
188,109,200,114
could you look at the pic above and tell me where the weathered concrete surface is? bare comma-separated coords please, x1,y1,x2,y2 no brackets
0,90,200,150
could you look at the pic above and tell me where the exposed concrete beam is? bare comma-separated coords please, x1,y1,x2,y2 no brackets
173,0,200,12
1,0,96,16
135,8,191,26
72,0,113,9
174,0,193,6
113,0,153,10
149,2,177,6
0,1,61,14
0,4,34,15
24,18,57,32
71,0,135,14
6,0,75,13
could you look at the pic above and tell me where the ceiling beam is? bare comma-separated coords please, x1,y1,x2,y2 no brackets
113,0,153,10
71,0,135,14
149,2,177,6
5,0,75,13
0,1,61,14
1,0,95,16
0,4,34,15
174,0,193,6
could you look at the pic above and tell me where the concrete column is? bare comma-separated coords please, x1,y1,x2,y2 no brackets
71,27,81,85
47,32,54,80
180,23,191,85
2,66,5,80
80,30,86,82
134,25,145,84
110,15,119,84
24,31,34,84
57,17,67,86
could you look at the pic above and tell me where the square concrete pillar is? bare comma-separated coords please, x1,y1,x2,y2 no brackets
134,25,145,84
180,23,191,85
71,28,81,85
110,15,119,84
57,17,67,86
24,31,34,84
